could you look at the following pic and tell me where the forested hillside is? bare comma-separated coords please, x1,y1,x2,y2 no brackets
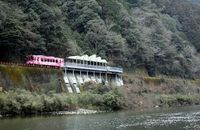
0,0,200,78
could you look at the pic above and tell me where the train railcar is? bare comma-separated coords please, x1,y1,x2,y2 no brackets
26,55,64,67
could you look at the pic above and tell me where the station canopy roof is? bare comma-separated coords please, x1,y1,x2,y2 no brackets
67,55,108,63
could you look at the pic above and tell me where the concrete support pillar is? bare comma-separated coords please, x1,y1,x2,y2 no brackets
106,73,108,83
100,72,102,82
87,71,89,77
64,68,67,76
72,70,75,77
115,74,118,81
93,71,96,82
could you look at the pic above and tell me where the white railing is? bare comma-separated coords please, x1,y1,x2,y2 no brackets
64,62,107,71
107,66,123,73
64,62,123,73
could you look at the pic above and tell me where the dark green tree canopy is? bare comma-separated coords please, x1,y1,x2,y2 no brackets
0,0,200,78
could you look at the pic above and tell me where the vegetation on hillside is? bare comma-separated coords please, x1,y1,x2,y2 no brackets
122,74,200,109
0,0,200,78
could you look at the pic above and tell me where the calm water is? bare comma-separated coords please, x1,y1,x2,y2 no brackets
1,106,200,130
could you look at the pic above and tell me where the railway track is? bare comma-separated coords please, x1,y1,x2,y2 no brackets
0,62,60,69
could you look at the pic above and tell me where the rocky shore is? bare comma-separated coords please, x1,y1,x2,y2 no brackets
51,109,102,115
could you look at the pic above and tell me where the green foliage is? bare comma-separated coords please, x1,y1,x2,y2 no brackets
81,82,124,110
0,85,124,115
78,92,103,109
0,0,200,78
159,94,200,107
103,91,123,110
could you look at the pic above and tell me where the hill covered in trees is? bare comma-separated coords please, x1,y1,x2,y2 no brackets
0,0,200,78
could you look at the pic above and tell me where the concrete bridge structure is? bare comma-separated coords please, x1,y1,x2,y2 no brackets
62,55,123,93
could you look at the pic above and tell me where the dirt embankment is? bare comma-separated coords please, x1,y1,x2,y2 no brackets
1,64,200,110
0,64,65,92
121,74,200,109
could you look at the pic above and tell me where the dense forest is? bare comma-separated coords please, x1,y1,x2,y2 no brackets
0,0,200,78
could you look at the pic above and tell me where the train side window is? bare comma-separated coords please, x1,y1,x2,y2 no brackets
56,60,58,63
41,59,43,62
30,56,33,60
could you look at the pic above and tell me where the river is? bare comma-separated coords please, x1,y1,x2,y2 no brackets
1,106,200,130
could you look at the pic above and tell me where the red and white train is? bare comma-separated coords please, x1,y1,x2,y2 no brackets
26,55,64,67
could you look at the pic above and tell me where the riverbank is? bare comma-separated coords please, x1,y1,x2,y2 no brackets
122,74,200,109
51,109,101,115
1,69,200,116
0,83,124,116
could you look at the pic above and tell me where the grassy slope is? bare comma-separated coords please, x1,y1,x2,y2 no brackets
0,64,64,93
122,73,200,109
1,64,200,114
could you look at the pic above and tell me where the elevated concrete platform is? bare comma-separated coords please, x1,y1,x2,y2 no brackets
62,55,123,93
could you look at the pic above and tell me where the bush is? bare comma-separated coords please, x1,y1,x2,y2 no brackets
103,91,123,110
159,94,200,107
0,87,125,115
78,92,103,109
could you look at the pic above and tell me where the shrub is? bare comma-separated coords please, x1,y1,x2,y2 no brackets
78,92,104,109
160,95,178,107
0,86,125,115
103,91,124,110
159,94,200,107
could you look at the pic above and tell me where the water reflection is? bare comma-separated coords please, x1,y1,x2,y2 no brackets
1,106,200,130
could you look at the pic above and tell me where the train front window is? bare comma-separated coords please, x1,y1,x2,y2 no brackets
30,56,33,60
